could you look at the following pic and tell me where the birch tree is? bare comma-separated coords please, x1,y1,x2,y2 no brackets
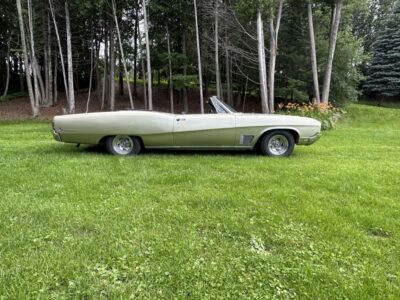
112,0,134,109
194,0,204,114
257,9,269,113
16,0,38,116
268,0,283,113
166,27,174,113
182,29,189,113
143,0,153,110
49,0,69,106
109,27,115,111
27,0,41,108
46,13,53,106
86,27,94,113
225,37,233,105
215,0,222,99
307,1,320,103
65,0,75,113
133,2,139,95
2,37,11,98
321,0,343,104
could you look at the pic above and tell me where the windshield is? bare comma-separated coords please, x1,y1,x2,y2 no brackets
221,101,237,113
209,96,237,114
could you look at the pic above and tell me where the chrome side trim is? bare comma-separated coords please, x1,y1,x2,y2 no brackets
146,145,253,150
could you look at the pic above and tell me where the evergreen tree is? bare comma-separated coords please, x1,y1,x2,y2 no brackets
363,2,400,101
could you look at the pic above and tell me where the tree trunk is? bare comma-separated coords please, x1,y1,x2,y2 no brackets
215,0,221,99
225,37,233,106
133,1,139,96
308,2,320,104
65,0,75,113
54,52,58,104
86,28,94,113
194,0,204,114
2,38,11,98
242,75,249,112
101,27,108,110
48,13,53,106
19,53,24,92
157,69,161,102
167,27,174,113
109,27,115,111
112,0,134,109
143,0,153,110
182,29,188,113
16,0,38,116
141,45,148,110
49,0,69,105
44,35,49,104
268,0,283,114
95,40,101,103
257,9,269,113
321,0,342,104
34,61,46,106
27,0,41,108
119,54,124,96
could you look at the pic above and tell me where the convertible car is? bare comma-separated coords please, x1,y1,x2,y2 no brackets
52,96,321,157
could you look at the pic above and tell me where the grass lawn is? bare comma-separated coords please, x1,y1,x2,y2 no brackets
0,104,399,298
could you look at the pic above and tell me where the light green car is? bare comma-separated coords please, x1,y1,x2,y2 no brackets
52,97,321,157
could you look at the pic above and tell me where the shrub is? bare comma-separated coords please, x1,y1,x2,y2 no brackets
276,102,346,130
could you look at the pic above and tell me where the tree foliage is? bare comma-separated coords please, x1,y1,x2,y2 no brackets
363,1,400,98
1,0,397,116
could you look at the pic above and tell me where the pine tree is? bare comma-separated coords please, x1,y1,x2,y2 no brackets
364,2,400,102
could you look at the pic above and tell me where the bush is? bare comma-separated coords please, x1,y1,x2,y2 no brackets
276,102,346,130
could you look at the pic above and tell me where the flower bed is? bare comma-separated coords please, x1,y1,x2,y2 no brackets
277,102,346,130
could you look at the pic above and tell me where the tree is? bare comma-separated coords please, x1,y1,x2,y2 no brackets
49,0,69,107
65,0,75,113
321,0,343,104
143,0,153,110
268,0,284,113
112,0,134,110
16,0,38,116
215,0,222,99
257,9,269,113
363,2,400,104
194,0,205,114
307,1,320,103
2,36,11,97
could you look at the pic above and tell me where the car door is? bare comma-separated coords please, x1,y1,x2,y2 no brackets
173,114,236,147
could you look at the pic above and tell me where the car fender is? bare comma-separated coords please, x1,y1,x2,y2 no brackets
257,126,301,144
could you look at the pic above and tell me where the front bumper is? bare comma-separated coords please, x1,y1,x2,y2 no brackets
298,132,321,145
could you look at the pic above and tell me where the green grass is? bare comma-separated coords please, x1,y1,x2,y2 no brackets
0,104,399,298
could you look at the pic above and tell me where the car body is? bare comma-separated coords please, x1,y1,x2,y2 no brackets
52,96,321,156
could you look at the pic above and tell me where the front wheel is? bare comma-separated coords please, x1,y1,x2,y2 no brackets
260,131,295,157
105,135,142,156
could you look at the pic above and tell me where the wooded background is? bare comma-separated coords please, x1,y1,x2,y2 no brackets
0,0,399,117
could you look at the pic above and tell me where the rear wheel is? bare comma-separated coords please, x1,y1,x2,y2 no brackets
105,135,142,156
260,131,295,157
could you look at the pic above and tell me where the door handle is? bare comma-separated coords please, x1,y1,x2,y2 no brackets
176,118,186,122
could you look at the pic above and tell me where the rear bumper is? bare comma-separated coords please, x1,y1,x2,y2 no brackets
52,128,62,142
298,132,321,145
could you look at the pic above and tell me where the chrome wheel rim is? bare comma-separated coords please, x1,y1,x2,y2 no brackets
112,136,134,155
267,134,289,156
